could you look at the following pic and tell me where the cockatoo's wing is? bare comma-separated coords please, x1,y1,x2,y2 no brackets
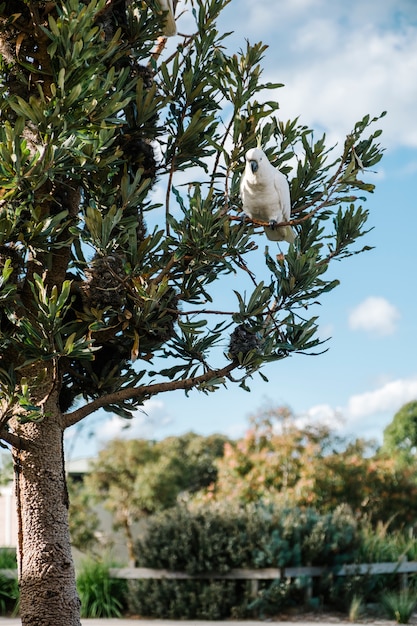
159,0,177,36
263,167,295,242
273,169,291,222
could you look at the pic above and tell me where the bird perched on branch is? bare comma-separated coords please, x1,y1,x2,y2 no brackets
240,147,296,243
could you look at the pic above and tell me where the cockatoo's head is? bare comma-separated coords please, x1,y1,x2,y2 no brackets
245,147,265,174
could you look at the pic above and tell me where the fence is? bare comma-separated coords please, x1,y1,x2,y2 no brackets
109,559,417,599
3,560,417,600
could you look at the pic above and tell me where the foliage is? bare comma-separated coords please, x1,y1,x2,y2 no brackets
200,408,336,503
381,401,417,463
127,578,250,620
300,441,417,527
135,503,258,573
328,520,417,611
70,414,417,569
128,502,361,618
0,453,12,486
199,407,417,528
357,521,417,563
248,578,295,618
83,432,228,563
68,478,101,556
0,549,18,616
348,595,365,622
250,504,360,569
126,501,417,618
381,589,417,624
0,548,16,569
76,558,127,618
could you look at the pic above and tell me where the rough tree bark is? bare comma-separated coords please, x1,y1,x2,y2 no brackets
12,395,81,626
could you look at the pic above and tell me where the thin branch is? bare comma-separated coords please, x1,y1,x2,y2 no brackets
153,254,178,285
209,112,235,189
230,197,331,230
235,251,258,285
162,32,198,67
149,36,168,66
177,309,235,316
64,361,238,429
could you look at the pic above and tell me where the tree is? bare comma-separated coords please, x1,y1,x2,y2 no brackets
298,438,417,527
203,408,417,527
67,477,101,557
84,432,228,565
0,450,13,485
382,400,417,462
202,407,339,504
0,0,384,623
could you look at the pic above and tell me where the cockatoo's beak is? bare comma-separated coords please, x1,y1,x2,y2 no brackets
250,160,258,173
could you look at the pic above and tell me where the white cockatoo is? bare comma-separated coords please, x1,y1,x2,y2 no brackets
158,0,177,36
240,147,296,243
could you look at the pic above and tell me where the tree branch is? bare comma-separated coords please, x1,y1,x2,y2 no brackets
64,361,238,429
0,428,30,451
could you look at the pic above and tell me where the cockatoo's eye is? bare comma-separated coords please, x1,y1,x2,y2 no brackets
250,160,258,173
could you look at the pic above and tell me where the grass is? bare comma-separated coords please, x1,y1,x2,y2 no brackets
0,548,19,616
381,589,417,624
358,520,414,563
348,594,364,622
76,558,127,618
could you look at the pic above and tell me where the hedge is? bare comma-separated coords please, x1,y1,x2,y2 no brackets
127,502,361,618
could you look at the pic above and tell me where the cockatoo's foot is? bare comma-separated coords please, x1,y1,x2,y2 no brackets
269,219,278,230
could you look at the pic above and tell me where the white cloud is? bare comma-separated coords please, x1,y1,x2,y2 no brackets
219,0,417,151
277,25,417,150
299,403,345,432
97,399,174,444
348,296,400,335
300,376,417,441
347,376,417,419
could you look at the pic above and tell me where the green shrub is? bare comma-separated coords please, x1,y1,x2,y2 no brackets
129,503,257,618
129,502,361,618
248,578,296,617
128,578,251,619
381,589,417,624
76,558,127,618
260,504,359,567
135,502,264,573
338,521,417,608
0,549,18,616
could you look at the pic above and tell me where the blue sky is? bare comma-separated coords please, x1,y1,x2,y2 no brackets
66,0,417,458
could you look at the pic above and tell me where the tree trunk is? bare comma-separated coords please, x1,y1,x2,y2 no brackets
121,515,137,568
12,403,81,626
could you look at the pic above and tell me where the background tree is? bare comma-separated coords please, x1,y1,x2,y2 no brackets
381,400,417,463
0,451,12,486
0,0,384,623
298,438,417,526
200,407,417,527
67,477,101,557
202,407,336,504
84,432,228,564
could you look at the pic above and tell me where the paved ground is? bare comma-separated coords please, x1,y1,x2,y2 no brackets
0,619,399,625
